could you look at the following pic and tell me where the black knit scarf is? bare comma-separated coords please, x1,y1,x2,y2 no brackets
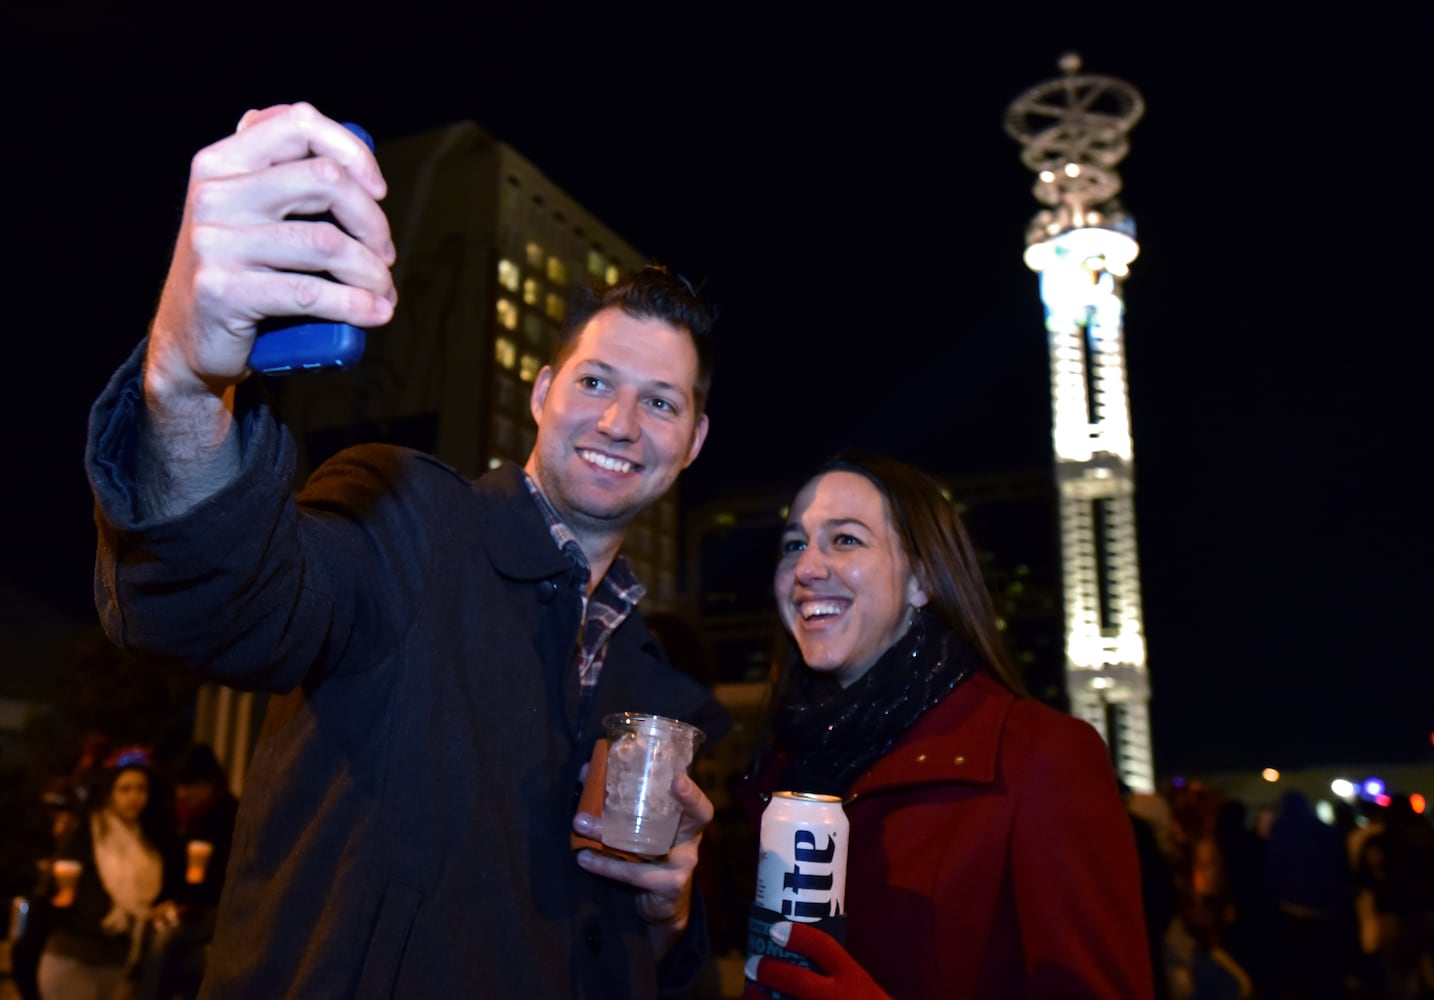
772,612,979,796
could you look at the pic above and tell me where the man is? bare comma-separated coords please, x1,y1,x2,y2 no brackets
86,102,728,998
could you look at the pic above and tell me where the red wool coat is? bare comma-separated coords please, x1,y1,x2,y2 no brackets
745,671,1153,999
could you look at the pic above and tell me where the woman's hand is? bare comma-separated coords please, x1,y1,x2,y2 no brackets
151,900,181,930
744,921,892,1000
100,905,131,936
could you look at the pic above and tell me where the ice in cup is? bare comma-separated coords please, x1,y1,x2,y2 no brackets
186,840,214,884
52,859,82,908
600,712,705,857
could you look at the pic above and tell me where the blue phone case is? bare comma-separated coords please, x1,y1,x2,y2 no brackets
249,122,375,375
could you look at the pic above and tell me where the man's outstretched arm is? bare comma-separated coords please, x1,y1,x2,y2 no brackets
136,102,397,518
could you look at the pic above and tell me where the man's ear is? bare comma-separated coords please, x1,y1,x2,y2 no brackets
682,414,710,469
529,365,554,425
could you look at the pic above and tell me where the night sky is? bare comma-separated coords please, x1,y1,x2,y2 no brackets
2,7,1426,776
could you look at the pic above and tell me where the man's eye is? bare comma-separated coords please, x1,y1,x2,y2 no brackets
579,376,605,390
647,397,675,413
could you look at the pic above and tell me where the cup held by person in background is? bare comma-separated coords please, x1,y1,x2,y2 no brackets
52,859,83,908
186,839,214,884
599,712,704,858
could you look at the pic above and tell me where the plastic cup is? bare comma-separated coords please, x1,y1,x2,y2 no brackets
600,712,705,857
52,859,82,908
186,840,214,884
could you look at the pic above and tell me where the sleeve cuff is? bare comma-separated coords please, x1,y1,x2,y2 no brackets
657,886,712,999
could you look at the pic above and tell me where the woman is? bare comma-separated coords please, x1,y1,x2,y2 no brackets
38,747,173,1000
742,453,1152,999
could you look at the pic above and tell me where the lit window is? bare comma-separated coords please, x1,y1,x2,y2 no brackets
497,259,520,292
546,256,568,285
496,298,518,331
604,264,620,286
494,337,517,369
525,242,543,268
587,250,606,276
519,353,541,382
522,278,540,306
545,293,566,323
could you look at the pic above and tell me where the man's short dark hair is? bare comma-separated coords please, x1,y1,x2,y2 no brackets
550,264,717,415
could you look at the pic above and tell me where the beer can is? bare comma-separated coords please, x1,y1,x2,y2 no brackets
746,791,848,990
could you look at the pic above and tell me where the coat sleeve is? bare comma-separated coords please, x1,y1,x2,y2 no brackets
1007,715,1155,999
87,345,438,693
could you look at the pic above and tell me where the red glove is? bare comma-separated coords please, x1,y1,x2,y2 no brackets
744,920,892,1000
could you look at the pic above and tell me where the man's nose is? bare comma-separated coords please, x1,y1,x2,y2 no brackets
595,391,641,440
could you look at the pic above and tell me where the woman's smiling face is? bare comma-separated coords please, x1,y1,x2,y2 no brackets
774,471,927,687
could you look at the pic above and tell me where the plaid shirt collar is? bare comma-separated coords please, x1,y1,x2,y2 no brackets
522,471,646,689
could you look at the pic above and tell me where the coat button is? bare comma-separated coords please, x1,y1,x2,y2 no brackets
584,920,604,954
537,580,558,604
953,755,966,765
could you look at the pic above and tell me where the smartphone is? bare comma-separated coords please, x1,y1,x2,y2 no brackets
248,122,375,375
249,319,366,373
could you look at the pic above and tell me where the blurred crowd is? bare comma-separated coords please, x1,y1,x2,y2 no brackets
6,727,1433,999
1129,779,1434,1000
2,738,238,1000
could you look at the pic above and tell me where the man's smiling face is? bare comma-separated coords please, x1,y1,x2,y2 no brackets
526,306,708,546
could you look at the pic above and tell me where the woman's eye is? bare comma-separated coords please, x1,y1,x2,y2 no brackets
780,538,806,554
834,533,863,546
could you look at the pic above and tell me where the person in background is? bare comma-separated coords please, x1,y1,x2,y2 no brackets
133,743,238,1000
1163,900,1253,1000
1,762,65,1000
741,452,1151,999
1128,790,1177,1000
1264,789,1348,1000
38,747,176,1000
1210,798,1278,999
1354,794,1434,1000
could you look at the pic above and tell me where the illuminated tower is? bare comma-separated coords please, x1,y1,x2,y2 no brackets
1004,54,1153,792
